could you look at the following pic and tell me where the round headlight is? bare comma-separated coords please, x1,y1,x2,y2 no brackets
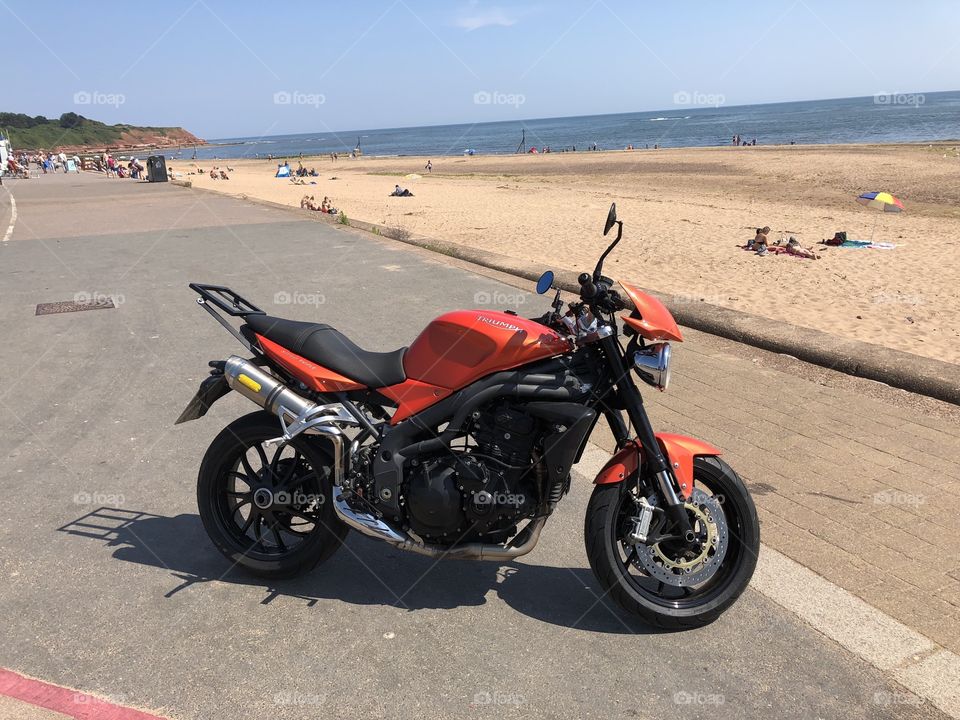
633,342,671,391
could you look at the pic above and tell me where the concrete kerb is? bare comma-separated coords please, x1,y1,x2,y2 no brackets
173,183,960,406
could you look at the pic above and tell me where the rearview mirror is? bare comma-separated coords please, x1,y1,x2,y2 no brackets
603,203,617,236
536,270,555,295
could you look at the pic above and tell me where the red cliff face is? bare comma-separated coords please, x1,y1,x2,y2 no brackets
53,127,205,154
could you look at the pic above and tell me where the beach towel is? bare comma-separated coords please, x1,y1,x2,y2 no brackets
840,240,896,250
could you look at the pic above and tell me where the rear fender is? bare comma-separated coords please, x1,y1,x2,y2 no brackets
175,373,231,424
593,433,721,498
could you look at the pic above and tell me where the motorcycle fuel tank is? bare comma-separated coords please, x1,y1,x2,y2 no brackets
403,310,569,390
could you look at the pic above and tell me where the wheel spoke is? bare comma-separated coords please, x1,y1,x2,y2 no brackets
226,490,250,498
238,509,256,535
226,470,253,487
279,522,311,536
270,522,286,551
231,499,251,518
277,452,302,489
623,546,638,568
254,443,270,474
240,452,257,479
286,509,320,524
253,514,265,548
277,472,311,492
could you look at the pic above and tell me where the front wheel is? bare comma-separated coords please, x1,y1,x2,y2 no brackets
197,411,348,578
584,456,759,629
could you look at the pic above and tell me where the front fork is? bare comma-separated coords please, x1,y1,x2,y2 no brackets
599,335,694,538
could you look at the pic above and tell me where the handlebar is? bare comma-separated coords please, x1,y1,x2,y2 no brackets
578,273,625,313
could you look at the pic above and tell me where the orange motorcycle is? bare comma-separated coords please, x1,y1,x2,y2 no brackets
178,203,759,628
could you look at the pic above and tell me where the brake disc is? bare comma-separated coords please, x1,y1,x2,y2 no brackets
632,488,729,587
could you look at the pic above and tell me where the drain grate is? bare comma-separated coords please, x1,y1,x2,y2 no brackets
36,298,116,316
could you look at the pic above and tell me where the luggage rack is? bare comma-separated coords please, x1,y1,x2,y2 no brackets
189,283,265,352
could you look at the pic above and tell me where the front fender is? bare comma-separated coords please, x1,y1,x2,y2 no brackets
593,433,721,498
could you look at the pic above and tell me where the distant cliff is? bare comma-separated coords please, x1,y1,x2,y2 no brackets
0,112,205,152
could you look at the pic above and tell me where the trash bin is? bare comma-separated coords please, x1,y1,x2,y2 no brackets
147,155,168,183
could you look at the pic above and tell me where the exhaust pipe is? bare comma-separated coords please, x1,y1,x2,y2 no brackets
224,356,547,561
223,355,318,426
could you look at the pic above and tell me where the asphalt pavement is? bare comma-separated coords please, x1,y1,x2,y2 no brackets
0,173,952,720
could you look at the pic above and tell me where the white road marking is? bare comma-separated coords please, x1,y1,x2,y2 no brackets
573,443,960,718
2,190,16,242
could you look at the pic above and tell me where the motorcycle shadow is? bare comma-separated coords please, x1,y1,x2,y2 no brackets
59,507,655,634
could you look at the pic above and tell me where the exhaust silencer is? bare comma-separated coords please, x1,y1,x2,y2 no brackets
223,355,317,425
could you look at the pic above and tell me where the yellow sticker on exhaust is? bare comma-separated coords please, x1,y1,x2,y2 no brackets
237,374,261,393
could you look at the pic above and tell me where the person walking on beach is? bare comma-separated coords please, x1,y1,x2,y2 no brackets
425,160,432,172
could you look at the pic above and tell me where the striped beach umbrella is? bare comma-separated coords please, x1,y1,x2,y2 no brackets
857,191,904,213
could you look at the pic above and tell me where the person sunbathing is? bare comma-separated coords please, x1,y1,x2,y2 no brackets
209,169,218,179
390,184,414,197
785,237,820,259
219,170,229,180
751,226,771,255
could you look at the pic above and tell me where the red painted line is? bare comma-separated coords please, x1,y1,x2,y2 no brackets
0,668,168,720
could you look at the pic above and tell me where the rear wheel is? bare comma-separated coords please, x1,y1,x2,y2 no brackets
585,456,759,629
197,411,348,578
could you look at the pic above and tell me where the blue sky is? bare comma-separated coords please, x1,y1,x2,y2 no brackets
2,0,957,139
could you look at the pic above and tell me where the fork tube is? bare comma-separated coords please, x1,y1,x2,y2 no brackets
599,334,692,535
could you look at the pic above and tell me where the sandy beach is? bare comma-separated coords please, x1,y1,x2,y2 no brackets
171,143,960,364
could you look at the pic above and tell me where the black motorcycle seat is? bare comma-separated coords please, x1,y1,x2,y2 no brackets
245,315,406,389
